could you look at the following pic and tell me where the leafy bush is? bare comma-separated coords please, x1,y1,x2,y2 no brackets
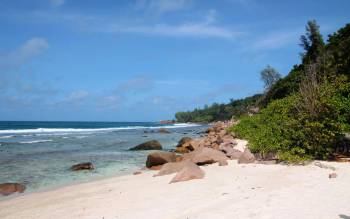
231,80,350,162
175,94,262,123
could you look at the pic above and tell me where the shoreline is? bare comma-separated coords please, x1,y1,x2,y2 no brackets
0,123,207,197
0,164,145,202
1,160,349,219
1,121,349,219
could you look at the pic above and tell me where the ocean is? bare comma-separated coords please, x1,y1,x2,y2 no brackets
0,121,206,196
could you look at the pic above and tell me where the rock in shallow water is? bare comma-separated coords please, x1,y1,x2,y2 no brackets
0,183,26,196
175,137,195,153
70,162,94,171
129,140,163,151
157,128,171,134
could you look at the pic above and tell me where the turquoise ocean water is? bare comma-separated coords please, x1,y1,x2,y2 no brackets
0,121,205,196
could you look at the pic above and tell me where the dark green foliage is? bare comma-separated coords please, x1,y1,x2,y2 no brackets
300,20,325,64
260,65,303,106
175,94,262,123
261,21,349,106
326,23,350,77
232,80,350,162
260,65,281,90
175,21,350,162
232,21,350,162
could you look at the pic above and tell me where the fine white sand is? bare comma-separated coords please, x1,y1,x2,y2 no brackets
0,160,349,219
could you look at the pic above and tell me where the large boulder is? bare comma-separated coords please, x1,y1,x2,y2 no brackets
183,147,228,166
205,127,215,133
70,162,94,171
129,140,163,151
0,183,26,196
157,128,171,134
219,143,243,159
175,137,201,153
146,151,176,168
238,149,256,164
155,160,191,176
177,137,192,147
169,162,205,183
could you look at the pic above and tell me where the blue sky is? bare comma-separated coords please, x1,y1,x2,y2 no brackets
0,0,349,121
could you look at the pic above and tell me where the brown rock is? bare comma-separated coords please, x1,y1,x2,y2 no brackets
175,137,201,153
169,162,205,183
157,128,171,134
175,147,189,154
146,151,176,168
238,149,256,164
183,147,228,166
221,135,236,144
133,171,142,175
219,129,228,137
190,140,201,149
155,160,192,176
148,165,163,170
70,162,94,171
175,155,184,162
0,183,26,196
176,137,192,147
219,143,243,159
218,159,228,166
129,140,163,151
205,127,214,133
329,172,337,179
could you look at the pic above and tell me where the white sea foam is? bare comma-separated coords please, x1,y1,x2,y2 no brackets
19,140,53,144
75,136,88,139
0,123,200,134
0,135,15,139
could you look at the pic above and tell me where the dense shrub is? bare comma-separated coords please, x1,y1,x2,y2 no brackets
175,94,262,123
231,80,350,162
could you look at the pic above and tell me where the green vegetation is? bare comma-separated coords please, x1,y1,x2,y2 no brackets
260,65,281,91
176,21,350,162
175,94,262,123
232,22,350,162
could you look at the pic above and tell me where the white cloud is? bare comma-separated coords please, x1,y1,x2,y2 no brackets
0,37,49,69
67,90,89,101
115,75,154,93
105,19,240,39
251,30,301,50
50,0,65,7
136,0,192,13
100,8,240,39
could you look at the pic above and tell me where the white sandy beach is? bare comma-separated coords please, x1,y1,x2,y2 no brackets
0,160,349,219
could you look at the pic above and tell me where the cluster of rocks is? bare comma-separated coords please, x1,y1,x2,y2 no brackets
143,128,171,134
0,183,26,196
1,160,97,196
129,140,163,151
141,120,260,183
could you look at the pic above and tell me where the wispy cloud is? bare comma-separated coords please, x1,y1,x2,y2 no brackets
0,38,57,109
0,37,49,70
3,4,241,40
101,10,241,39
250,30,301,50
105,23,239,39
96,75,155,109
50,0,65,7
135,0,193,14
